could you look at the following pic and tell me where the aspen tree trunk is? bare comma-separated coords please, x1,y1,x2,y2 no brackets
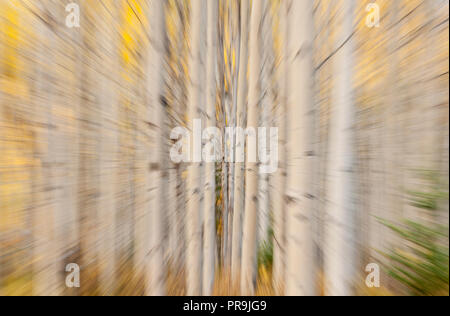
53,0,80,295
97,2,120,295
32,1,64,295
231,0,249,283
168,166,177,263
272,0,288,295
186,0,205,296
427,0,450,219
315,1,334,284
284,0,316,296
175,165,186,271
78,0,104,293
227,6,240,272
177,2,189,272
146,0,167,296
382,0,403,253
57,1,81,294
324,0,357,296
423,1,446,195
134,5,149,288
257,99,269,249
217,20,225,267
258,171,269,248
169,1,188,273
221,121,228,267
257,2,273,251
203,0,218,296
241,0,263,295
222,2,233,269
422,1,439,175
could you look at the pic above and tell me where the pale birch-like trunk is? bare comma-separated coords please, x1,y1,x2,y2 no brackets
97,2,120,295
167,166,177,263
257,3,273,251
167,1,188,273
186,0,205,296
78,1,104,293
231,0,249,283
58,1,81,294
381,0,404,260
423,1,447,214
176,165,186,271
240,0,263,295
221,78,229,267
32,2,64,295
134,21,150,291
146,0,167,296
54,0,81,295
324,0,357,296
272,0,288,295
222,126,229,267
226,8,240,272
202,0,218,296
284,0,316,296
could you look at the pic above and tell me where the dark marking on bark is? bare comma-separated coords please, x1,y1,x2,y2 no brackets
294,213,309,222
145,121,158,129
160,95,168,107
150,163,159,171
285,194,296,205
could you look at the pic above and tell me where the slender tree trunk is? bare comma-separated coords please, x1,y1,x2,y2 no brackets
97,2,120,295
272,0,288,295
57,0,81,296
176,164,186,271
32,2,62,295
241,0,263,295
203,0,218,296
167,166,177,263
146,0,167,296
79,0,106,293
186,0,205,296
324,0,357,296
383,0,404,256
222,135,228,267
284,0,316,296
231,0,249,283
226,6,240,273
257,2,273,251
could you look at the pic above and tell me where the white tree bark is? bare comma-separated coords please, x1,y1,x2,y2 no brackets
97,2,120,295
257,2,274,251
32,3,61,295
146,0,167,296
231,0,249,283
285,0,316,296
167,166,177,263
59,0,81,294
186,0,205,296
222,128,228,267
272,0,288,295
381,0,404,259
202,0,218,296
324,0,357,296
240,0,263,295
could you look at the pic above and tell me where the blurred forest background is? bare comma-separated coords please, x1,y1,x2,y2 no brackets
0,0,448,296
